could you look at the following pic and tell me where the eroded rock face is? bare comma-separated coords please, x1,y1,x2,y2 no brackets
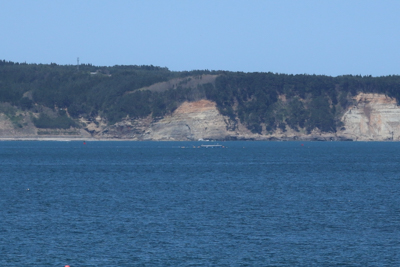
142,93,400,141
2,93,400,141
86,99,341,141
0,112,38,138
339,93,400,141
143,100,230,140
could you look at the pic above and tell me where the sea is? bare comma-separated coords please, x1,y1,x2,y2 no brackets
0,141,399,266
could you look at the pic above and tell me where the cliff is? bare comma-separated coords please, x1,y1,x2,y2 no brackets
72,93,400,141
3,61,400,141
338,93,400,141
1,93,400,141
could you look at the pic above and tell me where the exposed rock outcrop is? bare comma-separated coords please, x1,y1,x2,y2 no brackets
143,100,230,140
89,100,338,141
338,93,400,141
1,93,400,141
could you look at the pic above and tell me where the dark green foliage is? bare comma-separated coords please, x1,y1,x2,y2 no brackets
19,97,33,110
306,96,335,133
0,83,24,104
33,113,77,129
205,72,400,133
2,60,400,133
286,98,308,131
113,91,152,122
338,91,349,108
278,122,286,132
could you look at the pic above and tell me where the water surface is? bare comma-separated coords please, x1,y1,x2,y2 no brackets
1,141,399,266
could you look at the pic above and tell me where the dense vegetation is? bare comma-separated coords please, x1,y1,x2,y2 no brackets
1,59,400,133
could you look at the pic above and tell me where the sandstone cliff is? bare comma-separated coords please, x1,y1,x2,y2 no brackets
338,93,400,141
85,93,400,141
143,100,229,140
1,93,400,141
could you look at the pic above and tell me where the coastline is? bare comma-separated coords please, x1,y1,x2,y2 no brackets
0,137,386,142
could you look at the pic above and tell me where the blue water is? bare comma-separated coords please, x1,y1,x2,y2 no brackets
1,141,400,266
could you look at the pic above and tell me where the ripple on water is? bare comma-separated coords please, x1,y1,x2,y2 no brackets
0,141,399,265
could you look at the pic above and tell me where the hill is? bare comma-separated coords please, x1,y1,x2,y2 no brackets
1,60,400,140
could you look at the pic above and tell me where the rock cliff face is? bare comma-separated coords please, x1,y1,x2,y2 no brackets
91,99,331,141
124,93,400,141
1,93,400,141
338,93,400,141
143,100,230,140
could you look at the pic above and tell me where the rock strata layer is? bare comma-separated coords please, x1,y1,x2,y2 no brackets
143,100,229,140
338,93,400,141
1,93,400,141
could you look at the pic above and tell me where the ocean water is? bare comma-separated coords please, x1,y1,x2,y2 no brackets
0,141,399,266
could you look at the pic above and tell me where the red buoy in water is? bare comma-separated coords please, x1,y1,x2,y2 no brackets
83,141,86,145
301,144,304,146
65,265,70,267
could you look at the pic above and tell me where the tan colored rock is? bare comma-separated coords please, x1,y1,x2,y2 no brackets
80,116,107,135
339,93,400,140
88,99,338,141
3,93,400,141
0,114,17,136
0,112,37,137
144,100,231,140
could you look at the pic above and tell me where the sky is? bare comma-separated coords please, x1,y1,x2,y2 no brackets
1,0,400,76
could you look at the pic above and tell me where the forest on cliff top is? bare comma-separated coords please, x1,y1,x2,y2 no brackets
1,60,400,133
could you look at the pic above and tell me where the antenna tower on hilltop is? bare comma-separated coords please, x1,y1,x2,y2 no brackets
77,57,80,71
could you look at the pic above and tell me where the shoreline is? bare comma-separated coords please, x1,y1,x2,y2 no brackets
0,137,122,141
0,137,396,142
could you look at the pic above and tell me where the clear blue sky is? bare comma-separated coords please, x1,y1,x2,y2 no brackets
2,0,399,76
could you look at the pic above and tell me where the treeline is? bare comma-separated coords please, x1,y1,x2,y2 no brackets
0,60,219,127
203,73,400,133
1,60,400,132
